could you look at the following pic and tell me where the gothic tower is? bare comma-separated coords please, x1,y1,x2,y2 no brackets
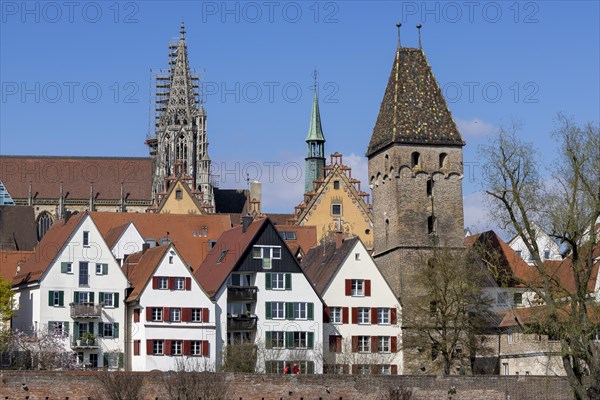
304,84,326,193
367,31,465,373
147,22,214,210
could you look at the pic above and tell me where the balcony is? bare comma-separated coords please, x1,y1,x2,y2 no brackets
70,303,102,318
227,286,258,302
227,315,258,332
71,337,100,350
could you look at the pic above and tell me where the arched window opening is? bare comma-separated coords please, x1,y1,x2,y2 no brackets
37,212,53,240
411,152,421,168
427,178,433,197
439,153,448,169
427,215,437,235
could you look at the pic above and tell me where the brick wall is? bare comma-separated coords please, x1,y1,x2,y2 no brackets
0,371,573,400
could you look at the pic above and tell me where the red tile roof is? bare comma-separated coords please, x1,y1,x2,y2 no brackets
90,212,232,268
498,303,600,328
275,225,317,256
13,212,87,286
123,245,170,302
195,218,268,297
0,250,34,281
0,156,152,200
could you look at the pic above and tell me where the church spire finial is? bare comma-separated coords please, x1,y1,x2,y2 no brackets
417,24,422,49
180,19,186,40
312,68,318,93
396,22,401,49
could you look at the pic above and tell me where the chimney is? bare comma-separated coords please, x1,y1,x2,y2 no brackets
142,243,150,254
335,231,344,249
242,214,253,233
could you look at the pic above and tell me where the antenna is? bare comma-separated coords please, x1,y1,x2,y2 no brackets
417,24,423,49
396,22,401,48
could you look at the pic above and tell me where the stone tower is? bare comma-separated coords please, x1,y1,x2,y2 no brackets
147,22,214,210
304,86,326,194
366,36,465,372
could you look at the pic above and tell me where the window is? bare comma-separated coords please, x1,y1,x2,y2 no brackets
294,303,307,320
428,215,436,235
329,335,342,353
351,279,364,296
175,189,183,200
61,262,72,274
330,307,342,324
331,204,342,216
427,178,433,197
378,336,390,353
78,291,90,304
279,231,297,240
497,292,508,305
252,245,281,269
53,291,61,307
380,365,391,375
174,277,185,290
89,353,98,368
358,336,370,353
230,273,252,287
191,341,202,356
270,331,285,349
544,249,551,260
152,307,163,321
439,152,448,169
378,308,390,324
192,308,203,322
358,307,370,324
272,302,285,319
103,323,115,338
83,231,89,246
79,262,89,287
158,277,169,290
272,273,285,290
357,364,371,375
169,256,174,264
503,363,509,375
333,180,340,189
217,250,228,264
95,263,107,275
50,321,65,336
514,292,523,306
102,292,114,307
411,152,421,168
355,252,360,260
170,308,181,322
153,340,164,355
172,340,183,355
294,332,307,348
37,212,52,240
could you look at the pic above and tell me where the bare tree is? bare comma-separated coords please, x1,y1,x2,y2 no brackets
402,246,494,375
480,115,600,400
162,357,229,400
10,328,77,370
378,385,413,400
95,369,144,400
323,337,398,375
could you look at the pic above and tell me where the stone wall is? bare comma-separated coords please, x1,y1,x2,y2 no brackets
0,371,573,400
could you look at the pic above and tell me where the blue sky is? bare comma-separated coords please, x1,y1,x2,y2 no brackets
1,1,599,235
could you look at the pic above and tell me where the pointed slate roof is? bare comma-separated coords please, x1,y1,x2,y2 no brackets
366,47,464,156
306,89,325,142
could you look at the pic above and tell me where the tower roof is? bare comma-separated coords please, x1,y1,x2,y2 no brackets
306,88,325,142
366,47,463,156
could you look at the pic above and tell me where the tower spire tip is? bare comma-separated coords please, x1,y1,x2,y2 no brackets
417,23,422,49
396,22,402,48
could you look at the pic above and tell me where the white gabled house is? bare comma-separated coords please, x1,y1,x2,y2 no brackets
508,222,562,265
12,212,128,369
103,221,145,267
195,216,324,374
302,235,403,375
124,243,216,371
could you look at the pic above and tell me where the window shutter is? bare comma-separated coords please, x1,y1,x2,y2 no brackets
345,279,352,296
182,308,191,322
64,322,70,336
73,322,79,340
365,280,371,296
58,291,64,307
265,302,272,319
265,331,272,349
169,277,175,290
307,303,314,320
102,263,108,275
202,341,209,357
74,291,79,304
146,340,153,355
152,277,158,289
103,353,109,368
307,361,314,374
371,308,378,325
391,365,398,375
118,353,124,369
351,307,358,324
285,273,292,290
88,321,94,335
164,307,170,322
146,307,152,322
48,321,54,332
343,364,349,374
351,336,358,352
202,308,209,323
99,292,104,305
323,307,330,323
114,323,119,338
265,273,272,290
285,332,294,349
133,308,140,322
183,340,191,356
98,322,104,337
342,307,349,324
307,332,314,349
352,364,358,374
391,336,397,353
286,302,294,320
165,340,172,355
114,293,119,308
48,291,54,306
185,277,191,290
89,292,95,304
390,307,397,324
371,336,378,353
61,262,68,273
134,340,140,356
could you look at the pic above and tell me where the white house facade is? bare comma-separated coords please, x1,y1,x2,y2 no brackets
508,223,562,265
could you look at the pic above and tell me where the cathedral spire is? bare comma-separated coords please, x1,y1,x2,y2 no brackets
306,72,325,143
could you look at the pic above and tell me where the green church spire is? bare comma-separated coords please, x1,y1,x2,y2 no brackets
306,87,326,142
304,70,326,193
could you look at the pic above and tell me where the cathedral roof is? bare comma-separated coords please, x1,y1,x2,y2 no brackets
366,47,464,156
